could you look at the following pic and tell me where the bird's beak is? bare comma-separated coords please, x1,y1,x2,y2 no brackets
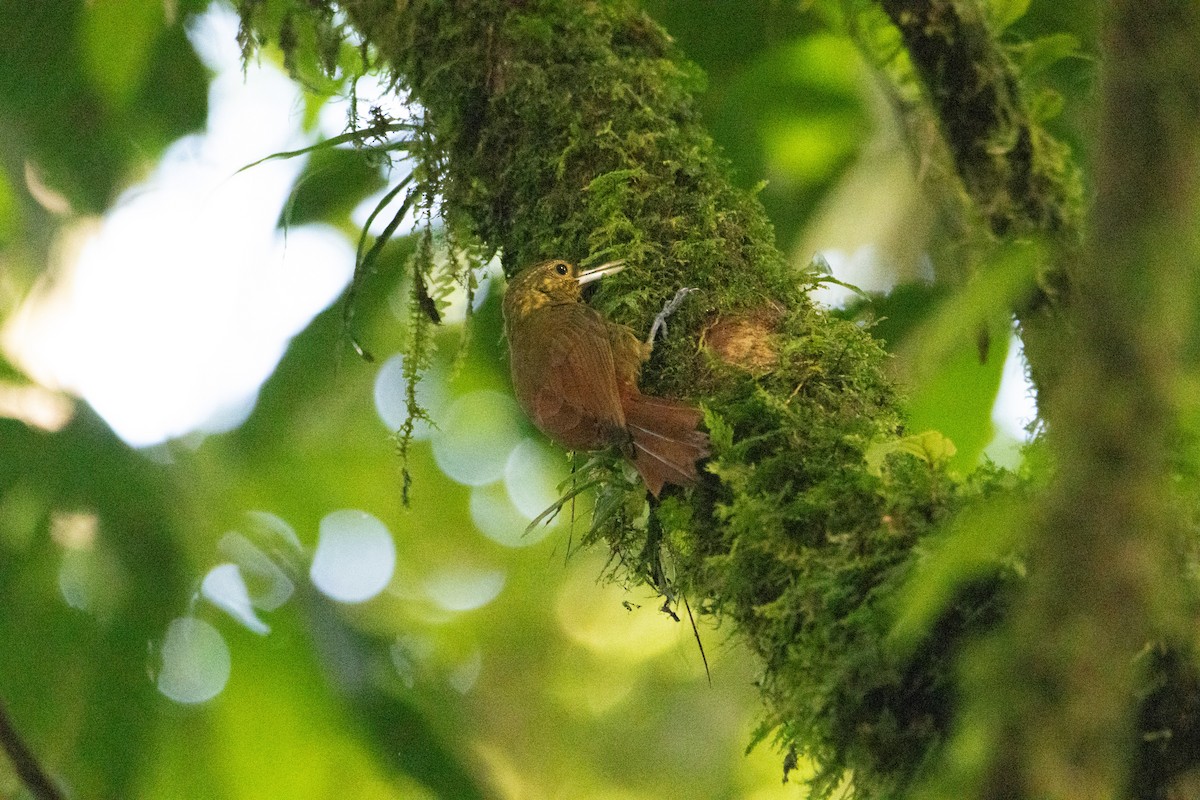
576,259,626,286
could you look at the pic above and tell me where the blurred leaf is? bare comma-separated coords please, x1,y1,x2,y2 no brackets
640,3,863,251
0,409,191,798
718,34,869,249
82,0,163,109
849,247,1039,471
132,23,209,154
989,0,1032,30
903,331,1009,472
279,147,390,228
903,244,1039,386
842,282,950,350
0,169,17,246
641,0,811,83
1011,33,1084,77
866,430,957,477
889,491,1028,654
1028,87,1066,122
762,112,865,183
0,0,121,211
0,0,207,214
300,592,488,800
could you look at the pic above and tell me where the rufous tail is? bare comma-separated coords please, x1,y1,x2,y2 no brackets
624,395,710,497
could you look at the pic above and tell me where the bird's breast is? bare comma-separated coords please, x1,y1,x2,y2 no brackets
507,303,628,451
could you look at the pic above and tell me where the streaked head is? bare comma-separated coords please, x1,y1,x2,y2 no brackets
502,259,625,320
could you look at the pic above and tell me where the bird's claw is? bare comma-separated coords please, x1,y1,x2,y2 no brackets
646,287,698,346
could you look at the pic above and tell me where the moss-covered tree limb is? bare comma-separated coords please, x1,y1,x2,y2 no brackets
239,0,971,794
969,2,1200,797
877,0,1078,239
869,0,1082,400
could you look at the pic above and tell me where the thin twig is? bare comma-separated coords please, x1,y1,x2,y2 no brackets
682,596,711,686
0,699,65,800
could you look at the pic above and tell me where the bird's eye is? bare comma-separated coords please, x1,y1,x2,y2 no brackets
554,262,569,276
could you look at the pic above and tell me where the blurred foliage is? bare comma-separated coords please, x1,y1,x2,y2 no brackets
0,0,208,215
0,0,1159,798
643,1,863,253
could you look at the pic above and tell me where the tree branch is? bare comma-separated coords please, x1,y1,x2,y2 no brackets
873,0,1082,401
317,0,962,793
877,0,1077,239
235,1,1199,796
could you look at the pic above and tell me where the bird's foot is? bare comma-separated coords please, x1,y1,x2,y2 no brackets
646,287,698,347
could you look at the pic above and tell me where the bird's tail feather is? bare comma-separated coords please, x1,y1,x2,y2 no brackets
625,395,710,497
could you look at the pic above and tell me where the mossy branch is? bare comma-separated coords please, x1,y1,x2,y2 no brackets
866,0,1083,400
876,0,1078,239
268,1,957,794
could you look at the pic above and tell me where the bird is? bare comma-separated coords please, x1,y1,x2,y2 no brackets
502,258,710,497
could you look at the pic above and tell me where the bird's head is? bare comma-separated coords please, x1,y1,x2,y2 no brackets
502,259,625,320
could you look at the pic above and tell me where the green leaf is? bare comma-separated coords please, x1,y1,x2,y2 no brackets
893,244,1039,469
279,146,389,228
82,0,163,109
0,410,192,799
865,430,958,476
904,328,1010,472
989,0,1031,30
1028,87,1066,122
906,244,1039,380
889,493,1028,654
237,124,414,174
0,0,207,214
1012,33,1083,78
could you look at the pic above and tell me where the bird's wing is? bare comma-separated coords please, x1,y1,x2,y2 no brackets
511,304,625,450
605,319,649,396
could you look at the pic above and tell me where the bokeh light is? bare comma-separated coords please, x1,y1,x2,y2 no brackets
422,566,506,612
156,616,231,704
0,7,354,447
373,353,449,438
469,481,554,547
504,437,570,519
201,563,269,635
446,648,483,694
216,530,296,612
310,509,396,603
56,547,122,622
390,633,436,689
555,569,691,665
430,390,525,486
